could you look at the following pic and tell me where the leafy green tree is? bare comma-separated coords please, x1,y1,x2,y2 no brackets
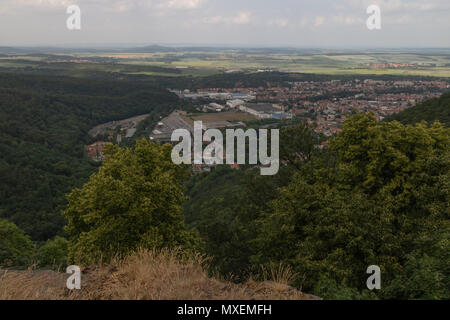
0,219,34,268
63,139,198,265
255,113,449,299
313,275,378,300
182,123,320,280
383,228,450,299
36,236,69,270
279,122,319,168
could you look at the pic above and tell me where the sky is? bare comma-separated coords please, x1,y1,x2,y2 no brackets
0,0,449,48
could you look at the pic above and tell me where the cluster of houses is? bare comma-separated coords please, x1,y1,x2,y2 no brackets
86,79,448,164
200,100,293,120
170,89,256,102
85,141,109,162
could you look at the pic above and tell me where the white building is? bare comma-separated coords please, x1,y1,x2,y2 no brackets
226,99,245,109
238,103,276,119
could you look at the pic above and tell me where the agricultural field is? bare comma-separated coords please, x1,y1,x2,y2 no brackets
91,50,450,77
2,48,450,77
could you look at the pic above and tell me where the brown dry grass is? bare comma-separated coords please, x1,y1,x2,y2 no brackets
0,249,319,300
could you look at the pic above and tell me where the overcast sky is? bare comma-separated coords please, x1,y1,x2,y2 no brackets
0,0,449,47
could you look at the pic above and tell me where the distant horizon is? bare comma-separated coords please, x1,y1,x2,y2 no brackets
1,0,449,48
2,44,450,51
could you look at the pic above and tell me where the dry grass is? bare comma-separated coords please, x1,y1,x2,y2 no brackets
0,249,319,300
0,269,75,300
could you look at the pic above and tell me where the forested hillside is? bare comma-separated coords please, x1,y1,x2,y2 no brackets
386,92,450,126
0,73,179,240
184,115,450,299
1,70,448,299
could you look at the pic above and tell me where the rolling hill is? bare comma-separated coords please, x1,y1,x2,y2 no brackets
0,73,179,240
386,92,450,126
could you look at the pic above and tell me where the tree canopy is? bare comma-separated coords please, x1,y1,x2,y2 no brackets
0,219,34,268
0,73,180,240
255,113,449,299
63,139,199,265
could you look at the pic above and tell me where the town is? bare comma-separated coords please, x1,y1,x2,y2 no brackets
170,78,449,138
85,78,449,164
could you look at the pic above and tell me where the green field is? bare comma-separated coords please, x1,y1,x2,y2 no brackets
105,51,450,77
1,49,450,77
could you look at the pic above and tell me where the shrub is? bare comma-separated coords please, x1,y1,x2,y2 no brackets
0,219,34,268
36,236,69,270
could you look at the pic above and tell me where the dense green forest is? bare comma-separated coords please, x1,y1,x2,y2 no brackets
0,73,180,240
147,72,449,91
386,92,450,127
0,69,448,299
3,62,446,91
184,115,449,299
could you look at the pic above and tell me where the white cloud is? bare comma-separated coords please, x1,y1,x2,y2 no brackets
314,16,325,27
332,15,364,25
232,11,251,25
18,0,72,6
298,17,309,27
203,16,224,24
203,11,252,25
268,18,289,28
102,0,136,13
1,0,73,11
165,0,205,9
0,0,207,14
152,0,208,17
344,0,450,13
0,0,449,47
385,15,413,24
